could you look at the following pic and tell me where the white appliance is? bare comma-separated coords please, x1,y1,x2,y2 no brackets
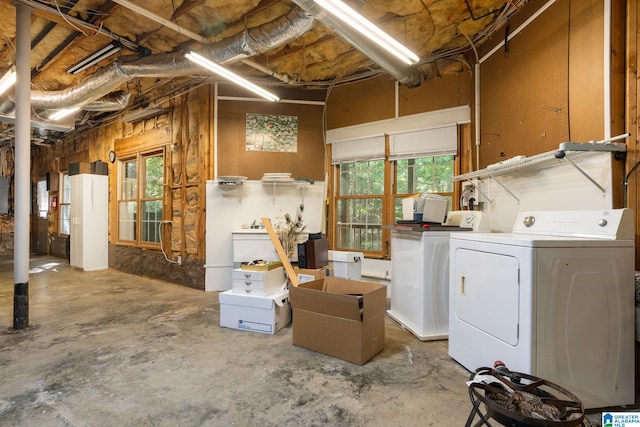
70,173,108,271
448,209,635,409
387,211,488,341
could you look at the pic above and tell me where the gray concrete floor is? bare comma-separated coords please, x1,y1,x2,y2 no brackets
0,255,634,426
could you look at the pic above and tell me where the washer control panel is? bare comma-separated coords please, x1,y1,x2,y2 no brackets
443,211,490,232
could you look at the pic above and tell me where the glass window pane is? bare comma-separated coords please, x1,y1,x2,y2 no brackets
339,160,384,196
336,197,382,251
60,205,70,235
141,200,162,243
119,201,137,241
37,180,48,219
144,155,163,198
121,160,137,200
61,174,71,204
396,155,454,194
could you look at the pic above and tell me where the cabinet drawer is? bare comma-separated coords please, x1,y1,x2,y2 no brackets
232,280,284,296
232,267,284,283
231,267,285,296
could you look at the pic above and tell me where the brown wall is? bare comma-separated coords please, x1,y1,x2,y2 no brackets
326,71,471,129
217,99,325,181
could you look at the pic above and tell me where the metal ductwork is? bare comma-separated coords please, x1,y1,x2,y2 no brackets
0,7,316,117
291,0,423,88
81,91,134,112
0,2,424,129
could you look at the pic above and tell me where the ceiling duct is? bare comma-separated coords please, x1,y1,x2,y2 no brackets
82,91,134,112
291,0,422,88
0,7,315,119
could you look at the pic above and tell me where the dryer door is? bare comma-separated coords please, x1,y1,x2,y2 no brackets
452,249,520,345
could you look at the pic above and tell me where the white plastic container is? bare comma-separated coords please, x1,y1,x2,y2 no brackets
328,250,363,280
219,289,290,334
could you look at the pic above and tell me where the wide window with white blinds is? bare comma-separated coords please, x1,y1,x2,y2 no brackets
328,109,465,256
330,134,386,164
388,125,457,160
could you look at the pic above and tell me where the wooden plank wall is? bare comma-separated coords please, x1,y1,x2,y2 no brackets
627,0,640,268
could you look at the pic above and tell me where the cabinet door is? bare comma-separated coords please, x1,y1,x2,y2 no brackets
451,248,520,345
69,175,84,268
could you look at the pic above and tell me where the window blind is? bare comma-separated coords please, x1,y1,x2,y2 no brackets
330,134,385,164
388,125,457,160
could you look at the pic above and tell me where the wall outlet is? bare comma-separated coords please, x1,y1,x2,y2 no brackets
461,178,482,209
177,255,181,265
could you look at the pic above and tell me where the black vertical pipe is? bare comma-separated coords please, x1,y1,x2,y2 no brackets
13,282,28,329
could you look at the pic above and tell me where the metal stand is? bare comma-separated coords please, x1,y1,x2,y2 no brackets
464,366,591,427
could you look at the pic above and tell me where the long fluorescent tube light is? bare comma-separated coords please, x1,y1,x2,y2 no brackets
66,41,122,75
121,105,165,123
314,0,419,65
185,52,280,102
0,67,16,96
49,107,80,121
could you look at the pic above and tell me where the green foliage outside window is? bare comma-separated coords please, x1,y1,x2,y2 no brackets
336,156,454,253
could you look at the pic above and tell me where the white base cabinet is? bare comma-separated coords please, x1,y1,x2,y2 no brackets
70,174,108,271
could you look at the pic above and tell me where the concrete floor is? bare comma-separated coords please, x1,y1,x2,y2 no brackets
0,255,633,426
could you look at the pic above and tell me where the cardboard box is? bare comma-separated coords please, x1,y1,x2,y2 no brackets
328,250,363,280
219,289,291,334
289,277,386,364
294,266,332,284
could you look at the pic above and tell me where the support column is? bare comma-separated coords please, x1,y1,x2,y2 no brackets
13,3,31,330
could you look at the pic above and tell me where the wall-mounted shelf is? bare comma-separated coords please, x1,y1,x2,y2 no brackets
261,179,313,202
454,149,621,203
217,176,247,201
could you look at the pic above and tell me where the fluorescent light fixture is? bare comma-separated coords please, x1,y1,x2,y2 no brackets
314,0,419,65
49,107,80,121
185,52,280,102
121,105,165,123
0,67,16,96
66,41,122,75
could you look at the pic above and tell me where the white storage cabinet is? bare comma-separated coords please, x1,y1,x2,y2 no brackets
70,173,108,271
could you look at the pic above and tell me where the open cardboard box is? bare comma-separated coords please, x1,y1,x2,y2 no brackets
289,276,386,365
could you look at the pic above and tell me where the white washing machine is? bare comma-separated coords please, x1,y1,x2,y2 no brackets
386,211,489,341
448,209,635,409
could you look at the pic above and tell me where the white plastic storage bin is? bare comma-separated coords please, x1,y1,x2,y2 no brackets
328,250,363,280
219,289,291,334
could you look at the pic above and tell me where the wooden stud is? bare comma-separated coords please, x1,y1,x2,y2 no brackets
261,217,300,288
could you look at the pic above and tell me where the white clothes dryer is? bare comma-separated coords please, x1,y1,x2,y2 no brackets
448,209,635,409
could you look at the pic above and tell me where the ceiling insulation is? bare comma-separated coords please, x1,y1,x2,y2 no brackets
0,0,526,143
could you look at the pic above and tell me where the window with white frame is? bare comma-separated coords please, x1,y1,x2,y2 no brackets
59,172,71,234
36,179,48,219
336,159,385,252
331,124,458,255
393,156,454,222
390,125,457,222
332,135,386,253
117,151,164,245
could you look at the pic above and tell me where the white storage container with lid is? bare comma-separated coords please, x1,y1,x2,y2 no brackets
328,250,363,280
